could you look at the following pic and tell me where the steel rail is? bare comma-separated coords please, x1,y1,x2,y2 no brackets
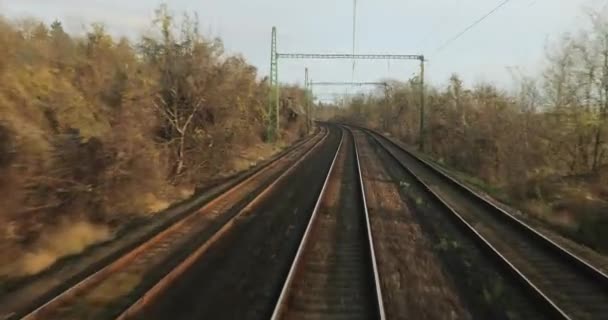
116,127,332,320
363,127,608,319
366,127,608,287
350,127,387,320
19,128,330,320
270,130,344,320
1,127,326,320
271,128,385,319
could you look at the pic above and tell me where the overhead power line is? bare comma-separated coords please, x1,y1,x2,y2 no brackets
352,0,358,81
415,0,463,51
277,53,422,60
311,81,388,86
433,0,513,55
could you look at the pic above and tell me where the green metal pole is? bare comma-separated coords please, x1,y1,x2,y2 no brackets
275,55,279,138
268,27,279,141
310,79,314,125
305,67,310,134
419,56,425,151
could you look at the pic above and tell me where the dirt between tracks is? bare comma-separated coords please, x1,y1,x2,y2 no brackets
354,131,470,320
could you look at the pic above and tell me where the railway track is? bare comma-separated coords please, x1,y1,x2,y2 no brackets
271,128,385,320
9,127,329,320
361,127,608,320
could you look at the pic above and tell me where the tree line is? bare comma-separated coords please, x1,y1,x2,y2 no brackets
333,8,608,252
0,3,307,273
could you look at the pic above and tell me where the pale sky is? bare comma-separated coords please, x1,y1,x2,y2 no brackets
1,0,604,97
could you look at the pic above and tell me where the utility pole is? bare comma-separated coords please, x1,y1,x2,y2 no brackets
383,83,391,131
305,67,310,134
419,56,425,151
310,79,314,124
268,26,279,141
269,27,423,140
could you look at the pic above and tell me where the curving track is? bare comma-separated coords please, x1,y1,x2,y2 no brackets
359,126,608,320
271,128,385,320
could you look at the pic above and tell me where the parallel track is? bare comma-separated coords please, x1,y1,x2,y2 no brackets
271,128,385,320
15,128,329,320
362,127,608,320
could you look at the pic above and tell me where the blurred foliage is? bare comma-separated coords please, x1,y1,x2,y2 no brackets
0,4,307,268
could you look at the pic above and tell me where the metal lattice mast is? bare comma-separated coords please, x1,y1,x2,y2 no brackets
419,56,425,151
305,67,310,133
310,79,314,121
270,27,426,144
308,82,389,108
268,26,279,141
310,82,388,86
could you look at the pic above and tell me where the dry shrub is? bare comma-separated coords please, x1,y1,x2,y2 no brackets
230,143,280,174
595,167,608,198
0,123,14,168
1,219,111,277
0,5,308,280
97,107,176,218
0,124,19,219
328,4,608,252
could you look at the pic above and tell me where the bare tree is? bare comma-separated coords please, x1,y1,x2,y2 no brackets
153,89,203,176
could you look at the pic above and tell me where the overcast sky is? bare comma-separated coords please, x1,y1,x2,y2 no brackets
1,0,605,97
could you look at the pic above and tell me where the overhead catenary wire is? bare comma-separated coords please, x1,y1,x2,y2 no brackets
352,0,357,82
432,0,513,55
415,0,463,51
